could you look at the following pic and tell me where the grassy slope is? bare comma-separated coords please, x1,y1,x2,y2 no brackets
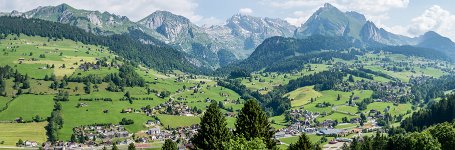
0,34,113,79
0,122,47,146
0,95,54,121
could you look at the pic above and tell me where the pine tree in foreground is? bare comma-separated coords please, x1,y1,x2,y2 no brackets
191,101,232,149
128,143,136,150
235,99,275,148
288,133,313,150
111,143,119,150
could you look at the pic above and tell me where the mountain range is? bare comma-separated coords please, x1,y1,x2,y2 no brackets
1,3,455,70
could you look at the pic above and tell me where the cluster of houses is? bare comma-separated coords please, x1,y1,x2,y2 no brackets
140,100,199,116
41,124,133,149
72,124,131,145
144,124,199,143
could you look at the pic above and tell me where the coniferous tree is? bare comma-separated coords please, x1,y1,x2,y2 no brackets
372,132,388,150
128,143,136,150
426,122,455,150
348,75,355,82
235,99,275,148
192,101,232,149
223,137,267,150
288,133,313,150
162,139,177,150
111,143,119,150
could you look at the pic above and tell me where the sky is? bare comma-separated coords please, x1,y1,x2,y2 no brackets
1,0,455,40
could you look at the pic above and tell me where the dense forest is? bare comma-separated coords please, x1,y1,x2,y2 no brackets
0,16,206,73
219,35,356,74
409,75,455,103
401,94,455,131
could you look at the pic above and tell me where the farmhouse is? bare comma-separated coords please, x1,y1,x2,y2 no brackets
146,127,161,135
18,58,25,64
24,141,38,147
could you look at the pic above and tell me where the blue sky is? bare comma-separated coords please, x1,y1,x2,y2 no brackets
1,0,455,40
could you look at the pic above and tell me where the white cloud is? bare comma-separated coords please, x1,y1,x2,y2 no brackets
407,5,455,40
285,10,313,26
0,0,221,25
198,17,224,26
239,8,253,15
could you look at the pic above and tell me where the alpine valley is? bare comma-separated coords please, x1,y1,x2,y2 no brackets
0,2,454,150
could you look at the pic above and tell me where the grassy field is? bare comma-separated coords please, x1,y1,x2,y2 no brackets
298,89,373,113
269,115,288,129
316,112,357,122
156,114,200,128
336,105,359,114
364,102,413,116
0,122,47,146
0,95,54,121
286,86,323,107
335,123,358,129
0,96,12,110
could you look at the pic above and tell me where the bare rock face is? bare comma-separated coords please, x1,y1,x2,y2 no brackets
295,3,365,38
87,12,103,27
138,11,195,42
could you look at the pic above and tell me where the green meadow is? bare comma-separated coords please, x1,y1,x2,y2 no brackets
0,122,47,146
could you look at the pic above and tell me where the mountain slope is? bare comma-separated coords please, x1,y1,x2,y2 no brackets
22,4,136,35
0,16,205,73
219,35,357,74
417,31,455,55
359,21,414,46
295,3,366,39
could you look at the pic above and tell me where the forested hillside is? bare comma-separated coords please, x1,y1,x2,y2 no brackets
0,16,206,73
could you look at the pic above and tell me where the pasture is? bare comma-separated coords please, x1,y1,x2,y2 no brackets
0,122,47,146
0,95,54,121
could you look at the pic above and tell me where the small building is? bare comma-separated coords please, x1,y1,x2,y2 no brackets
24,141,38,147
147,127,161,135
18,58,25,64
122,108,133,113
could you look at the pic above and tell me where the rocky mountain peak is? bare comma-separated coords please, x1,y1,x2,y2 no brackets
346,11,366,23
55,3,74,12
417,31,455,53
140,11,191,27
295,3,354,38
323,3,336,9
